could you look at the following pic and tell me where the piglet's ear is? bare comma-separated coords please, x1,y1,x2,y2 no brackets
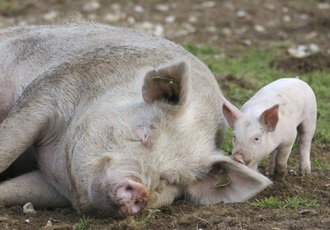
142,59,190,106
222,96,242,128
185,154,272,205
259,104,279,132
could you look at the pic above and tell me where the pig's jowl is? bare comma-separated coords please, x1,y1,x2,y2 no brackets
0,23,271,217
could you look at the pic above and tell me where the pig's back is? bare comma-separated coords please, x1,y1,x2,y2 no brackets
242,78,316,120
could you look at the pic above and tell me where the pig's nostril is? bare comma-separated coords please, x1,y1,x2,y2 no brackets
126,185,133,191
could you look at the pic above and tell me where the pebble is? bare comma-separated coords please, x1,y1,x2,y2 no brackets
283,15,291,22
23,202,37,214
317,3,330,10
156,4,170,12
298,209,318,216
134,5,144,13
200,1,216,8
82,1,100,12
165,15,175,23
254,24,266,32
287,44,320,58
237,10,247,18
43,11,58,21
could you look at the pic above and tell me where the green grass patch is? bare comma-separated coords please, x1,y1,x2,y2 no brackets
312,160,330,170
75,216,92,230
249,196,319,209
0,0,17,13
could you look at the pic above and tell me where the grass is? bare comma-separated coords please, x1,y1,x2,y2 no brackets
249,196,319,209
312,160,330,170
0,0,17,13
75,216,92,230
183,44,330,153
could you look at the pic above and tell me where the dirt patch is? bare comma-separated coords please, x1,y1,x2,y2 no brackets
270,53,330,74
0,0,329,229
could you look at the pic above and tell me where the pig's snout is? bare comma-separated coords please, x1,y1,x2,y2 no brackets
232,152,251,165
116,180,150,216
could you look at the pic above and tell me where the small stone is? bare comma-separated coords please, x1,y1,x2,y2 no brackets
237,10,247,18
299,13,309,20
305,31,318,40
43,11,58,21
263,3,275,10
134,5,144,13
201,1,216,8
254,25,266,32
222,28,232,36
207,26,217,33
25,219,30,224
283,15,291,22
188,16,198,23
317,3,330,10
156,4,169,11
282,7,289,13
82,1,100,12
127,16,135,24
103,13,121,23
242,39,252,46
309,43,320,53
23,202,37,214
165,15,175,23
298,209,318,216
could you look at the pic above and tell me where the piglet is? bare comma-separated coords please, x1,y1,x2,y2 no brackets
222,78,317,180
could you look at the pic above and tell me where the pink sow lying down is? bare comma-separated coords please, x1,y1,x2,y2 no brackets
0,23,271,217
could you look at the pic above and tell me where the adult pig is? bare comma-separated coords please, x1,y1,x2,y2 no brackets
223,78,317,180
0,23,271,217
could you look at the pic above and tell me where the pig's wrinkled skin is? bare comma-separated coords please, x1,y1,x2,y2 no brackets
223,78,317,181
0,23,271,217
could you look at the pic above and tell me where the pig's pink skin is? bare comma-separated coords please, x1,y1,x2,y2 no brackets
0,23,272,216
223,78,317,180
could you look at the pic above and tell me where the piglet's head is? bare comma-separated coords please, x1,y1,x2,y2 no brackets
222,96,280,168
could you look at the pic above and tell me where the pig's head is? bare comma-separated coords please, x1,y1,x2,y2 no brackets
73,59,271,217
222,96,279,169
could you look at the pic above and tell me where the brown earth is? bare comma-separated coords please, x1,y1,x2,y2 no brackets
0,0,329,229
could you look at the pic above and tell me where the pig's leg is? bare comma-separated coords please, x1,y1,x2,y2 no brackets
266,149,278,175
273,143,295,181
0,106,46,173
297,121,315,175
0,170,70,208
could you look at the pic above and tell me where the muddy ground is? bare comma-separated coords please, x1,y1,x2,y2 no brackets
0,0,329,229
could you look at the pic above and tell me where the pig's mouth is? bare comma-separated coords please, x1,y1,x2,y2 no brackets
114,179,150,216
232,154,246,164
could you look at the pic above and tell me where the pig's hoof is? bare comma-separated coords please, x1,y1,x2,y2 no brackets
273,170,286,182
116,180,150,216
299,167,311,176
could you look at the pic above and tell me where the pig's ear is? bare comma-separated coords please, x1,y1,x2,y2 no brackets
222,96,241,128
185,154,272,204
142,60,190,106
259,104,279,132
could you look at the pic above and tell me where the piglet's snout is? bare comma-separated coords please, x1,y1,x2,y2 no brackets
115,179,150,216
232,152,251,165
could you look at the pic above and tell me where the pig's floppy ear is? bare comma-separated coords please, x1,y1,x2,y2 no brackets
142,59,190,106
259,104,279,132
222,96,242,128
185,154,272,205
